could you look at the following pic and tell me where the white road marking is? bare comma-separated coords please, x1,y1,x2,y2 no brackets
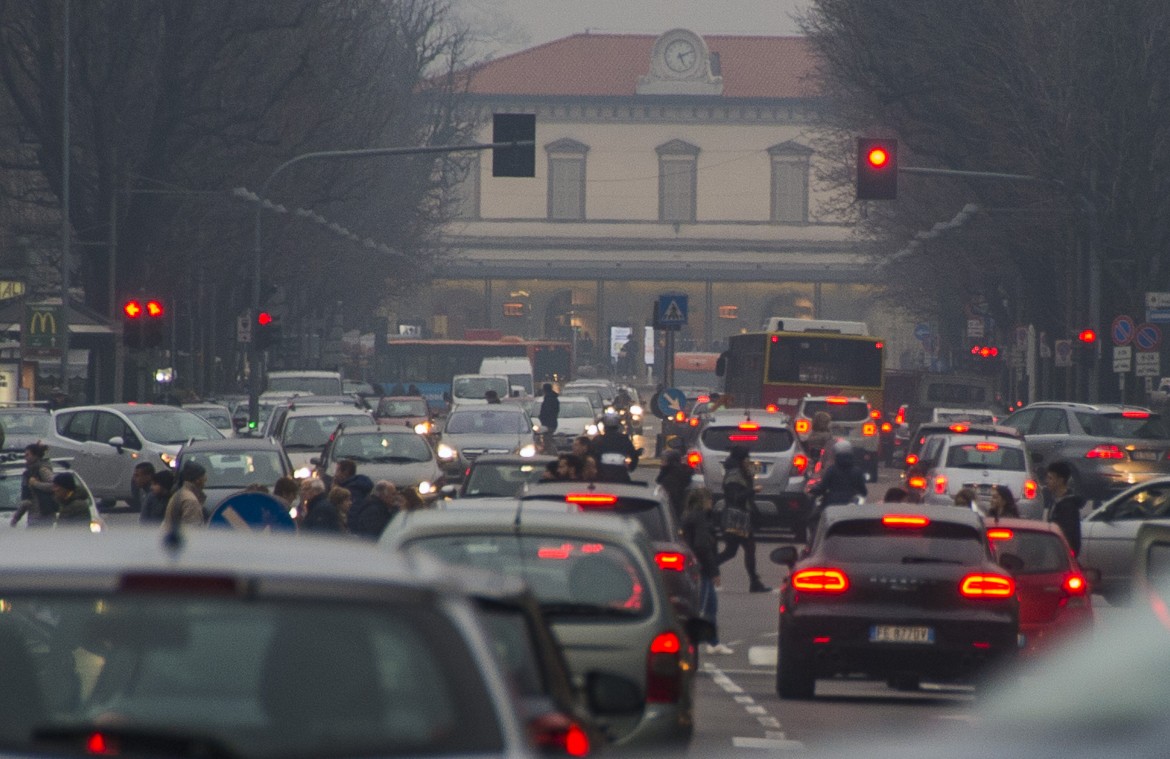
766,731,788,740
706,664,804,750
756,716,781,728
745,705,767,715
748,645,778,667
733,737,805,750
734,695,755,704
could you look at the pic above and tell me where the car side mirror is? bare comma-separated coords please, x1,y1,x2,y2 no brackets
107,436,124,450
997,552,1025,573
439,484,456,497
584,672,643,717
770,545,799,566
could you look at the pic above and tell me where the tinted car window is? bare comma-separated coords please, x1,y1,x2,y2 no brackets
702,426,793,453
1075,412,1170,439
524,495,670,541
478,606,545,698
1032,409,1069,435
282,414,371,449
464,461,546,497
266,376,343,395
823,520,986,564
1002,408,1038,434
446,410,529,435
800,401,870,422
333,432,432,463
60,411,94,441
127,410,220,445
0,412,51,435
944,443,1026,471
990,531,1068,574
453,377,509,401
377,399,428,417
409,535,652,617
183,451,286,488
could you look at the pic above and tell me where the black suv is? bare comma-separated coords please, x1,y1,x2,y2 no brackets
1000,402,1170,502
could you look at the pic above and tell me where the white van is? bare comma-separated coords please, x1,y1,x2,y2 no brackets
261,370,344,403
478,357,534,397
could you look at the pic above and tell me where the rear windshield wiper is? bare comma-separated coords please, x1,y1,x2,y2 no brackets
901,556,964,565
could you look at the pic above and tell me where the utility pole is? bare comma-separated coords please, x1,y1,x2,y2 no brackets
59,0,71,391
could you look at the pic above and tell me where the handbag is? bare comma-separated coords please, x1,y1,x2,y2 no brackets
720,506,751,537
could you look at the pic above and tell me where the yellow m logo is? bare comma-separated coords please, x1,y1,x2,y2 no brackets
28,310,57,335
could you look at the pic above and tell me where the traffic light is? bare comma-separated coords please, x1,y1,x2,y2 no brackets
1077,329,1098,344
122,299,143,348
969,345,1000,359
1077,328,1099,364
492,113,536,178
122,298,165,349
143,299,165,348
856,137,898,200
254,310,282,351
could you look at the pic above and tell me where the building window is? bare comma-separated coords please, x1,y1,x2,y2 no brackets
657,139,699,223
452,154,480,219
768,142,813,223
545,138,589,221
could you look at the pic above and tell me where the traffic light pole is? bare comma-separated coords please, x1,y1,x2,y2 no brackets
246,139,535,427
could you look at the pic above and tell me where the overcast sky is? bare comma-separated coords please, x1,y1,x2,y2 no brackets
456,0,813,57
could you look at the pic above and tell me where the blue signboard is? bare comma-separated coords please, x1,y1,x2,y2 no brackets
656,387,689,417
1112,315,1135,346
210,492,297,532
1136,323,1163,352
656,295,688,328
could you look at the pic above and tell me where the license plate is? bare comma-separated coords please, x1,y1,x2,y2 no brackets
1132,450,1159,461
869,625,935,644
753,462,771,476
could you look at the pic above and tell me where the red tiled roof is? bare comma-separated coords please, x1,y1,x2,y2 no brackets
466,34,819,99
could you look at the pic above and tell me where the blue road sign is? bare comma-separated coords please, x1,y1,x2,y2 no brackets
656,387,689,417
656,294,688,327
1112,315,1135,346
1136,323,1163,351
210,492,297,532
913,322,932,341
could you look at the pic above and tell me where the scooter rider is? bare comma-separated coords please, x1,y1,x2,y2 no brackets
594,411,640,482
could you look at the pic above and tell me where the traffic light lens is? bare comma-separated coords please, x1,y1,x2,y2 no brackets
145,300,164,317
1078,329,1097,343
867,148,889,168
257,312,273,326
123,300,142,319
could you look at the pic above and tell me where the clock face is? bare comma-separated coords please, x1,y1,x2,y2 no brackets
664,39,698,73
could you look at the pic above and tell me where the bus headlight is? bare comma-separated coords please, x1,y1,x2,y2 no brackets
437,443,457,461
518,444,537,458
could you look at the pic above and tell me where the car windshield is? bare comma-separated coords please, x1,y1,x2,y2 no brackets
266,376,342,396
377,399,428,418
333,433,433,463
801,401,870,422
0,412,51,435
822,520,987,564
524,495,671,541
989,531,1069,574
188,408,233,431
282,414,372,450
181,451,286,488
126,410,220,445
558,401,595,419
446,410,529,435
1075,412,1170,439
452,377,508,400
464,462,546,497
702,426,793,453
408,535,651,617
934,409,996,423
944,443,1026,471
0,595,504,757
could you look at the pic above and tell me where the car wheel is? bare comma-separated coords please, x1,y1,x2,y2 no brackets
776,637,815,699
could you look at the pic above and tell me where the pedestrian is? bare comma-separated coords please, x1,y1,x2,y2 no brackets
682,487,731,654
989,485,1020,519
555,454,582,481
656,449,692,520
349,480,402,539
10,442,55,527
580,454,599,482
594,412,639,482
333,459,373,506
407,384,421,396
399,487,425,513
953,486,978,509
162,461,209,529
571,435,592,460
272,476,299,512
715,446,770,593
804,411,833,463
51,472,91,525
129,462,156,513
300,478,341,532
1045,462,1083,555
327,486,353,533
538,382,560,432
139,469,175,524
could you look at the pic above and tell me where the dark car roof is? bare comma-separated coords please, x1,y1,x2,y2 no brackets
820,502,986,531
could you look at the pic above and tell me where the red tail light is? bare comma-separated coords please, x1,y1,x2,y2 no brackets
986,528,1014,541
697,395,710,404
1085,445,1125,460
688,417,699,427
791,568,849,593
880,422,893,433
826,396,848,404
1122,410,1150,419
728,434,758,441
895,408,906,425
529,713,591,757
686,451,702,468
655,551,687,572
1023,480,1038,499
674,411,686,423
791,453,809,475
975,442,999,452
905,454,919,466
538,543,574,560
883,514,930,528
765,404,779,413
565,493,618,506
907,475,927,490
871,409,881,419
862,423,877,436
959,573,1015,598
1063,573,1088,595
949,424,970,433
646,631,683,703
934,474,948,495
795,419,811,434
739,421,760,431
86,733,118,756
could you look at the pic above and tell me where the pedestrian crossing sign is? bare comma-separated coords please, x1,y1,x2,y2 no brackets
656,294,688,328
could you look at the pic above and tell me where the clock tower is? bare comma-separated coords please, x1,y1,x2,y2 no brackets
636,29,724,96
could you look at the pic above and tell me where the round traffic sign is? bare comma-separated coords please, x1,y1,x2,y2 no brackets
1135,322,1163,351
1112,315,1135,346
656,387,689,418
210,492,297,532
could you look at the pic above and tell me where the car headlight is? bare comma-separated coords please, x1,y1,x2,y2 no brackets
437,443,457,461
293,466,312,479
414,422,431,435
418,480,434,495
518,444,537,458
586,423,599,436
159,452,176,467
629,405,643,417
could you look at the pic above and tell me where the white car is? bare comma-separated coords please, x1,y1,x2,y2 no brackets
0,459,105,532
920,433,1042,517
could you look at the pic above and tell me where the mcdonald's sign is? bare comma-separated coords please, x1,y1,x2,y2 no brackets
23,304,64,358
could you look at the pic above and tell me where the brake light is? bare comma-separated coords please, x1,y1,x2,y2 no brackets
688,417,699,427
697,394,710,404
905,453,919,466
686,451,702,468
674,411,686,422
765,404,779,413
895,408,906,424
1122,410,1150,419
565,493,618,506
1023,479,1038,499
738,421,760,431
975,442,999,452
862,423,877,436
795,419,811,434
655,551,687,572
86,733,118,756
791,453,809,475
1063,573,1088,595
646,631,683,703
986,528,1014,541
934,474,948,494
960,573,1015,598
538,544,574,560
880,422,893,433
581,543,604,553
1085,444,1125,460
771,335,779,342
728,434,758,441
529,713,591,758
791,568,849,593
826,396,848,404
949,423,970,433
907,475,927,490
871,409,881,419
882,514,930,528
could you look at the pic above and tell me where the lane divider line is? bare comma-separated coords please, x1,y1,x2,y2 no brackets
705,662,805,751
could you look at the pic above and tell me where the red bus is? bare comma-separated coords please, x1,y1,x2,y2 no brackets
720,318,885,416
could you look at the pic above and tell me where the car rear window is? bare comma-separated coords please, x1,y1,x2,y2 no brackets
702,426,794,453
823,519,986,564
522,495,670,541
800,401,870,422
446,410,530,435
990,530,1069,574
408,535,652,618
1075,412,1170,440
182,451,286,488
377,399,428,417
944,443,1026,471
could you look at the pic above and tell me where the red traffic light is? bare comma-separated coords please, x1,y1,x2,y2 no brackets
867,147,889,168
123,300,143,319
856,138,898,200
145,300,164,318
1078,329,1097,344
257,311,274,326
969,345,1000,358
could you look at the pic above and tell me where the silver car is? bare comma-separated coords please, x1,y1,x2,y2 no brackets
436,405,539,479
315,425,444,496
1078,477,1170,605
920,433,1043,517
49,404,223,501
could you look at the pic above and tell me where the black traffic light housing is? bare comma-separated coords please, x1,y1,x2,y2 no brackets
857,138,898,200
254,310,282,351
122,299,165,350
492,113,536,178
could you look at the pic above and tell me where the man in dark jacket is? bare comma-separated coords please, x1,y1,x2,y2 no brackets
139,469,175,524
333,459,374,506
656,448,692,519
538,383,560,434
807,440,868,538
301,478,342,532
594,412,639,482
1045,461,1083,555
349,480,401,539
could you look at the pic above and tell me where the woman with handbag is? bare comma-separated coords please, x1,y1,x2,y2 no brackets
715,446,771,593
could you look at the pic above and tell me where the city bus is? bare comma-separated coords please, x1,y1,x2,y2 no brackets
719,318,885,416
374,337,572,409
